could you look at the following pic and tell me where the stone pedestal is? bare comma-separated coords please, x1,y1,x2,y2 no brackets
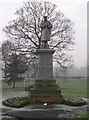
36,49,54,80
28,48,63,103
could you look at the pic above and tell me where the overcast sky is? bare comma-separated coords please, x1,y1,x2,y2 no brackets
0,0,87,68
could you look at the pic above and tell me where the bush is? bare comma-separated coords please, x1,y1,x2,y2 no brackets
63,97,87,106
3,96,87,108
2,97,29,108
1,116,18,120
25,86,33,91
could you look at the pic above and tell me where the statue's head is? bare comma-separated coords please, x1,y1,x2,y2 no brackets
44,16,47,21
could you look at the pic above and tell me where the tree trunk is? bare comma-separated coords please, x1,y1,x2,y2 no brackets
5,60,7,80
12,79,15,88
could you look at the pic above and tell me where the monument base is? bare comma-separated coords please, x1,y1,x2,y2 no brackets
28,79,63,104
28,48,63,104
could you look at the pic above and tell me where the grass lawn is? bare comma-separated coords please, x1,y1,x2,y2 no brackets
2,80,29,99
57,79,87,98
2,78,87,99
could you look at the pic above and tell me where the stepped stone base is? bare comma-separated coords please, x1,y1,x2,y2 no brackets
28,48,63,104
28,80,63,104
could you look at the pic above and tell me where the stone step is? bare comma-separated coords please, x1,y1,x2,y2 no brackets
29,89,61,94
33,83,58,89
35,79,56,84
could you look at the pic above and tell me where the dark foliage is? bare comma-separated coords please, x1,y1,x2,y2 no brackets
63,97,87,106
2,51,27,88
2,97,29,108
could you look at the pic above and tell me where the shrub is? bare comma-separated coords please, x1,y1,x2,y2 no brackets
25,86,33,91
63,97,87,106
2,97,29,108
1,116,18,120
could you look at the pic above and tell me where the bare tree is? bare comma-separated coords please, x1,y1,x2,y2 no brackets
3,0,75,68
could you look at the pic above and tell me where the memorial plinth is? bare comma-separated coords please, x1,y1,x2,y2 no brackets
28,48,63,103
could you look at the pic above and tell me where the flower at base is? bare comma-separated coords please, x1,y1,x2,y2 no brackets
44,103,47,106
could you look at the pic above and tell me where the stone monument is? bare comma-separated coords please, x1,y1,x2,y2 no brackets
28,16,63,103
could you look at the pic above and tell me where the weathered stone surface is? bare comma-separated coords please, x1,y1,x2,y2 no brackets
33,80,58,89
36,49,55,80
28,79,63,103
2,105,88,118
28,90,63,103
28,46,63,104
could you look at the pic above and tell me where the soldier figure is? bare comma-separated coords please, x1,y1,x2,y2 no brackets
40,16,52,48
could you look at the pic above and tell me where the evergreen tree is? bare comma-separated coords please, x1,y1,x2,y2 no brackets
3,52,27,88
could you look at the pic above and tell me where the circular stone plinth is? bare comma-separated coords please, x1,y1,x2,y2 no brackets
2,102,88,119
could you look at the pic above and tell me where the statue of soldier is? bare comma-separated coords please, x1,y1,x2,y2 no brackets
40,16,52,48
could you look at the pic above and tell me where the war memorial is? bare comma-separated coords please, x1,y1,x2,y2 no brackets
2,16,87,119
28,16,63,104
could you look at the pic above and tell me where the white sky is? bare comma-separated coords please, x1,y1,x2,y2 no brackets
0,0,87,68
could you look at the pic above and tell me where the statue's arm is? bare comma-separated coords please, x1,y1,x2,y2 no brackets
40,21,45,28
48,22,52,28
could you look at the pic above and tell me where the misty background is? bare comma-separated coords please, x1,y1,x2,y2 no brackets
0,0,87,80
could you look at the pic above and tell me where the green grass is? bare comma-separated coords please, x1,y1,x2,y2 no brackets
67,112,89,119
2,79,31,89
73,112,88,118
57,79,87,98
2,78,87,99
